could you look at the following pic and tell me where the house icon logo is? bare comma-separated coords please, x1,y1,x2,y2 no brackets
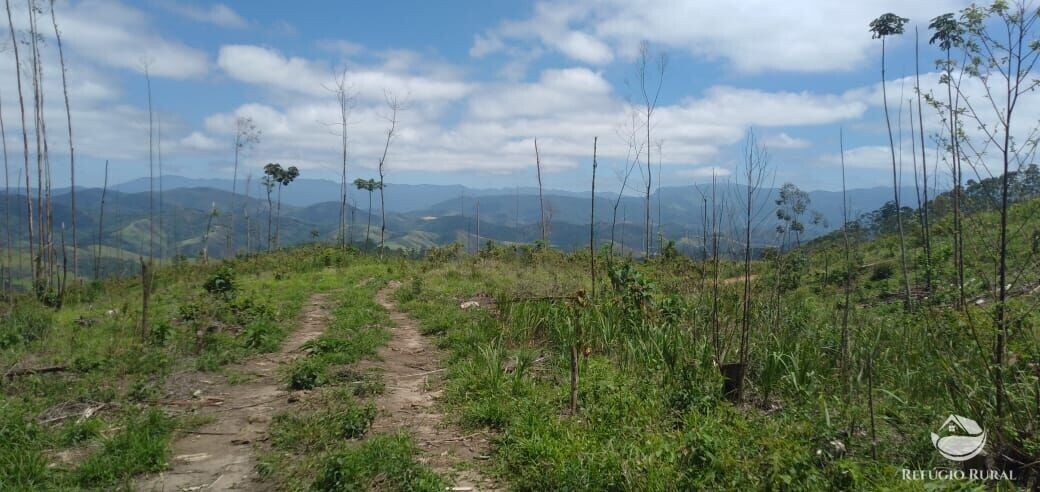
930,414,987,461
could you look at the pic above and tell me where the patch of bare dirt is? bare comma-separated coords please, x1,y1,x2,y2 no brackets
370,281,500,491
136,293,333,491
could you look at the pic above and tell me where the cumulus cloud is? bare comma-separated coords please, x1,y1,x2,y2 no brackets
158,1,249,29
49,0,209,78
474,0,967,72
763,132,811,149
217,45,473,102
678,166,732,179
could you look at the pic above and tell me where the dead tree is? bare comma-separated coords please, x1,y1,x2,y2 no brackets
0,72,10,290
325,70,354,248
94,161,108,280
139,257,151,339
376,92,400,258
914,26,932,294
735,129,770,402
534,138,546,246
230,116,260,256
590,137,597,299
636,41,667,257
49,0,75,278
8,0,33,284
870,13,912,310
838,129,852,375
143,60,156,261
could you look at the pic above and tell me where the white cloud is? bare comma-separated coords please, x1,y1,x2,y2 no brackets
678,166,731,179
180,131,223,153
51,0,209,78
475,0,967,73
159,1,249,29
217,45,473,102
763,132,811,149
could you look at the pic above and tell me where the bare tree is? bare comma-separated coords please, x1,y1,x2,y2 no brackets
735,129,770,402
610,109,644,258
636,41,667,257
838,130,853,375
870,12,912,309
156,114,164,264
951,0,1040,431
535,138,546,246
94,160,107,280
229,117,260,256
201,202,217,263
376,92,401,257
0,73,10,289
7,0,33,285
325,70,355,248
590,137,598,299
143,59,156,261
929,12,967,308
914,26,933,294
49,0,75,278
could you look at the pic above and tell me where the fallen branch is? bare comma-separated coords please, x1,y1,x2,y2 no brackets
4,365,69,378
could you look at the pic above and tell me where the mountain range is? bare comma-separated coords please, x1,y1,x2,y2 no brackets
0,177,916,278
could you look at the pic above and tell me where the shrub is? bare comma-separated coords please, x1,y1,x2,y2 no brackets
0,303,52,349
203,266,236,298
869,262,894,281
287,358,328,390
74,409,174,487
313,433,443,491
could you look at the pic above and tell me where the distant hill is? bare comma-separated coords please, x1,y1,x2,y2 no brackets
105,176,581,212
0,180,919,278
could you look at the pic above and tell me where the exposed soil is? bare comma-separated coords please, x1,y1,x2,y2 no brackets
136,293,333,491
370,281,499,491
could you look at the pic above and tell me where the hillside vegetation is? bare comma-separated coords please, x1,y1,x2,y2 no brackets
0,194,1036,489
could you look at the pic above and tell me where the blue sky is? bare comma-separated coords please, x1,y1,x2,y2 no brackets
1,0,985,194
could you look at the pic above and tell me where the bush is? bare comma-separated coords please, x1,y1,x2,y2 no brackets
203,266,237,298
0,303,52,349
313,433,443,491
74,409,174,487
287,358,328,390
869,262,894,281
241,319,283,352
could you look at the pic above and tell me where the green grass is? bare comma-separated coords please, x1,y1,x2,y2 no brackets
395,201,1040,490
0,245,352,489
257,257,446,489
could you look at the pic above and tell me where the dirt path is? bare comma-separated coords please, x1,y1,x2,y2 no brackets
137,293,333,491
370,281,499,491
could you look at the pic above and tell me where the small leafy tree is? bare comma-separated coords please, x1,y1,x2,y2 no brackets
870,12,912,310
354,178,382,251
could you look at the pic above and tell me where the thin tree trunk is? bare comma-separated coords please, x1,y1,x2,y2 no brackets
880,37,912,309
914,26,932,295
0,86,10,290
590,137,597,299
569,344,579,414
157,114,164,265
202,202,216,263
139,257,151,339
8,0,34,287
839,129,852,375
366,191,372,251
711,172,721,362
266,187,273,251
95,160,107,280
230,138,238,255
535,138,546,246
275,185,282,249
50,1,75,280
145,65,155,261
